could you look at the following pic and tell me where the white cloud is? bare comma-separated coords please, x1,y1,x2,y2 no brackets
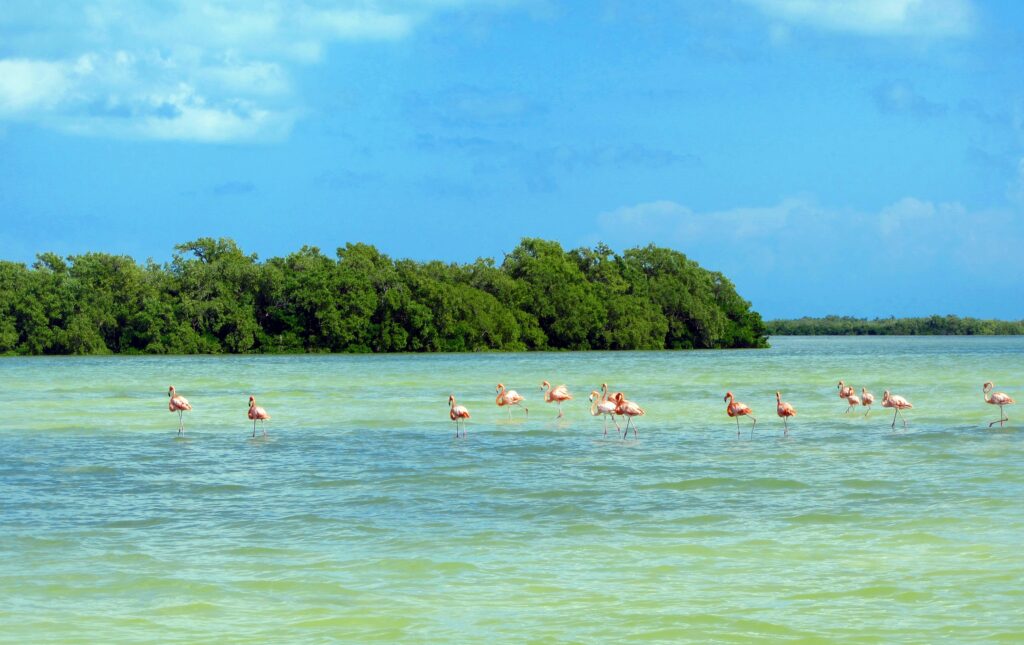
0,1,519,142
742,0,975,38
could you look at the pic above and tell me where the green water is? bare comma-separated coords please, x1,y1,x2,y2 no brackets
1,337,1022,643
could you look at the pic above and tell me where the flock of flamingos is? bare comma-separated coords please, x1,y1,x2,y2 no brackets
168,380,1016,439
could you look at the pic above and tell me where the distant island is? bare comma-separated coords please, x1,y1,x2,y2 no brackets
767,316,1024,336
0,237,768,355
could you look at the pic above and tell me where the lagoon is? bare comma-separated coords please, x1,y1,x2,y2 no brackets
1,337,1022,642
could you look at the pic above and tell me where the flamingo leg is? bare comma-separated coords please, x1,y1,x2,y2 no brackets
750,416,757,439
989,405,1008,428
603,415,608,437
865,405,871,418
900,409,907,429
557,401,563,419
735,415,740,438
253,419,257,437
262,419,267,437
783,417,789,435
178,410,184,434
891,408,897,430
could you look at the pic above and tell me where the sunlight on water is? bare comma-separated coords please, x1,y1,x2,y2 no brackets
1,337,1022,642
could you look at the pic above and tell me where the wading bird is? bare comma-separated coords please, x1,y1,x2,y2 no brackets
248,395,271,437
541,380,573,418
775,391,796,434
588,390,619,437
837,380,854,401
168,386,192,435
495,384,528,417
614,392,645,439
881,390,912,430
861,387,875,416
982,382,1015,428
449,394,470,438
725,391,756,438
845,389,862,414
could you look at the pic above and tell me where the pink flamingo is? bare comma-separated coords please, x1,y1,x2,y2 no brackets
881,390,912,430
248,395,271,437
983,382,1015,428
495,384,528,417
588,390,619,437
725,391,756,438
775,391,796,435
541,380,573,418
168,386,192,435
614,392,645,439
449,394,470,438
844,389,862,414
837,380,854,401
861,387,875,416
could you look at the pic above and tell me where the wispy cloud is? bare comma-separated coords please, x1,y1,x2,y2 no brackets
594,194,1023,316
741,0,975,38
0,1,521,142
874,81,947,118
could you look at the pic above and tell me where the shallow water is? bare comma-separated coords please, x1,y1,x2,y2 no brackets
1,337,1022,643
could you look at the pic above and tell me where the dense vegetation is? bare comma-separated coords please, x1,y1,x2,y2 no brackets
0,238,768,355
767,316,1024,336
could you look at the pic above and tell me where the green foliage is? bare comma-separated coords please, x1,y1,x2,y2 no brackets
766,315,1024,336
0,237,770,354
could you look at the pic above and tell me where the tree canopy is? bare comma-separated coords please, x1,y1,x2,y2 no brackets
0,238,768,355
766,315,1024,336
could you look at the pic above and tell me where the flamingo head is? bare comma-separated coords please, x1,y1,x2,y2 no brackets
615,392,625,403
882,390,891,402
724,391,733,402
837,380,845,389
775,391,781,401
448,394,455,406
541,380,550,390
495,383,503,393
588,390,600,402
983,381,993,392
248,395,255,405
168,386,174,397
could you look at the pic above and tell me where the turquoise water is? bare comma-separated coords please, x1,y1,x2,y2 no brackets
1,337,1022,642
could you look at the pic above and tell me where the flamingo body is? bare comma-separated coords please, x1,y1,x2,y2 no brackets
248,396,271,437
495,384,528,417
775,391,796,434
168,386,192,435
614,392,645,439
449,394,470,437
983,382,1015,427
861,388,875,416
881,390,912,430
725,391,757,438
589,390,620,437
541,381,573,418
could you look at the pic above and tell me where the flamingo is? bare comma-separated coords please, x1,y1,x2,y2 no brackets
495,384,528,417
588,390,619,437
845,390,862,414
775,391,796,435
881,390,912,430
449,394,470,438
168,386,192,435
248,395,271,437
837,380,854,400
725,391,756,438
614,392,645,439
983,382,1015,428
861,387,875,417
541,380,573,418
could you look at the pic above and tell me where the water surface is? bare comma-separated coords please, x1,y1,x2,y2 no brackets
1,337,1022,642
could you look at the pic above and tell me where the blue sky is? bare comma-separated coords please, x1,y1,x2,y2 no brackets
1,0,1022,319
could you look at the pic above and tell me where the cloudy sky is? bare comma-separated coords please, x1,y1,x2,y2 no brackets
1,0,1022,318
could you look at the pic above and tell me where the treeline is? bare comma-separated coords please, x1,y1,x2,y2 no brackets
767,315,1024,336
0,237,768,355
